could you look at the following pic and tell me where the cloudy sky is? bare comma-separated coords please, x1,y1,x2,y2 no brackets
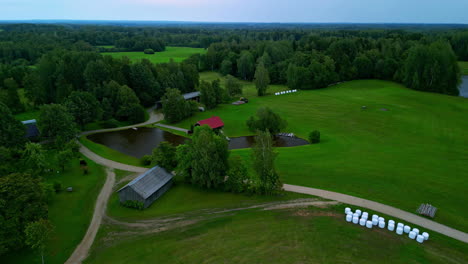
1,0,467,23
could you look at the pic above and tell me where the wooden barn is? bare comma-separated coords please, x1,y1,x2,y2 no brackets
117,166,173,208
195,116,224,130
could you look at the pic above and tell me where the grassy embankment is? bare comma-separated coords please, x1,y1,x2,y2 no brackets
170,72,468,232
102,46,206,64
4,155,106,264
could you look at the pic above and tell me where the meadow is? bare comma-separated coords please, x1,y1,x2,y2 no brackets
102,46,206,64
459,61,468,75
86,204,468,264
172,72,468,232
3,155,106,264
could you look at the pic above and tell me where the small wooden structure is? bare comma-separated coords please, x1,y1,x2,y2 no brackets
21,119,40,138
118,166,173,208
417,203,437,218
195,116,224,130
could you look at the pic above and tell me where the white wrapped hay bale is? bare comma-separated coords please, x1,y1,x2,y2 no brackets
346,214,352,222
388,220,395,226
366,221,373,228
378,217,385,222
353,213,359,218
359,218,366,226
422,232,429,241
404,225,411,233
345,207,351,214
362,212,368,218
412,228,420,235
356,209,362,216
353,216,359,224
409,231,417,239
388,223,395,231
361,214,368,221
416,235,424,243
397,223,404,228
378,221,385,229
372,218,379,226
372,214,379,220
396,227,403,235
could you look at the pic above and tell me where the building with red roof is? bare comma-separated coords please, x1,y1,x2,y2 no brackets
196,116,224,130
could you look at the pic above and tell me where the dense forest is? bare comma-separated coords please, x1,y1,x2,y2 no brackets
0,23,467,258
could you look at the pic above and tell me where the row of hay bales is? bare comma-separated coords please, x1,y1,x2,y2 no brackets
345,207,429,243
275,89,297,95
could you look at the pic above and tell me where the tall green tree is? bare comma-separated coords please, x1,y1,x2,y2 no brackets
254,62,270,96
199,81,217,110
3,78,24,113
161,88,196,123
403,41,461,95
152,141,177,171
22,143,47,175
37,104,78,144
252,131,281,194
237,51,255,80
246,107,287,134
25,219,54,264
225,75,243,97
64,91,102,128
0,102,26,148
0,173,48,256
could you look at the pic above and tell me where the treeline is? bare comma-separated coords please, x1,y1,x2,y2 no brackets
200,31,465,95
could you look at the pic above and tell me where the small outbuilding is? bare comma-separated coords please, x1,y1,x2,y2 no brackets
21,119,40,138
195,116,224,130
117,166,173,208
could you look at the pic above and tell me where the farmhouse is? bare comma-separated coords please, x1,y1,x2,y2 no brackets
195,116,224,130
156,91,201,109
118,166,173,208
21,119,40,138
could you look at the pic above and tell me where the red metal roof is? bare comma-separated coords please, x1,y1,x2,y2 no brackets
197,116,224,129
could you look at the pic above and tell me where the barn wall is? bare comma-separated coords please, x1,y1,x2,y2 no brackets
118,187,144,204
143,179,173,208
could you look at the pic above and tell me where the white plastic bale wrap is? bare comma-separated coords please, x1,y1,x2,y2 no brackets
345,207,351,214
378,217,385,222
422,232,429,241
346,214,352,222
416,235,424,243
353,213,359,218
378,221,386,228
366,221,373,228
388,220,395,226
372,214,379,220
359,218,366,226
396,227,404,235
409,231,417,239
397,223,404,228
356,209,362,216
361,215,368,221
404,225,411,233
412,228,420,235
362,212,368,217
372,219,379,226
388,224,395,231
353,216,359,224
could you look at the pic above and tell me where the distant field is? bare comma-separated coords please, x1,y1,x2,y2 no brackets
458,61,468,75
102,46,206,64
172,72,468,232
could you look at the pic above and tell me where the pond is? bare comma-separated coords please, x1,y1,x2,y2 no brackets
459,76,468,98
88,128,309,158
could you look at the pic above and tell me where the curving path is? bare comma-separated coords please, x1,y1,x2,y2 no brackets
65,169,116,264
283,184,468,243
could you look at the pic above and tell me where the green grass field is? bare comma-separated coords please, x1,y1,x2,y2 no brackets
102,46,206,64
108,179,311,221
86,205,468,264
170,72,468,232
4,155,106,264
459,61,468,75
79,135,146,167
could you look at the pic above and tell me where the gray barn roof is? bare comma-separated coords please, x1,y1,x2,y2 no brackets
183,91,200,100
21,119,40,138
118,166,173,199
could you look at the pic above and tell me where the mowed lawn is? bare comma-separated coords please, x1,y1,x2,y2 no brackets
458,61,468,75
3,155,106,264
102,46,206,64
85,205,468,264
173,72,468,232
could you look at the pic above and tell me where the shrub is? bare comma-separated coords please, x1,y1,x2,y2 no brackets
225,156,250,193
309,130,320,144
99,119,120,128
141,155,152,166
247,107,287,134
122,200,145,210
53,181,62,193
144,49,155,54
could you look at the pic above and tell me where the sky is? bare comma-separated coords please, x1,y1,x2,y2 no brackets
1,0,468,24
